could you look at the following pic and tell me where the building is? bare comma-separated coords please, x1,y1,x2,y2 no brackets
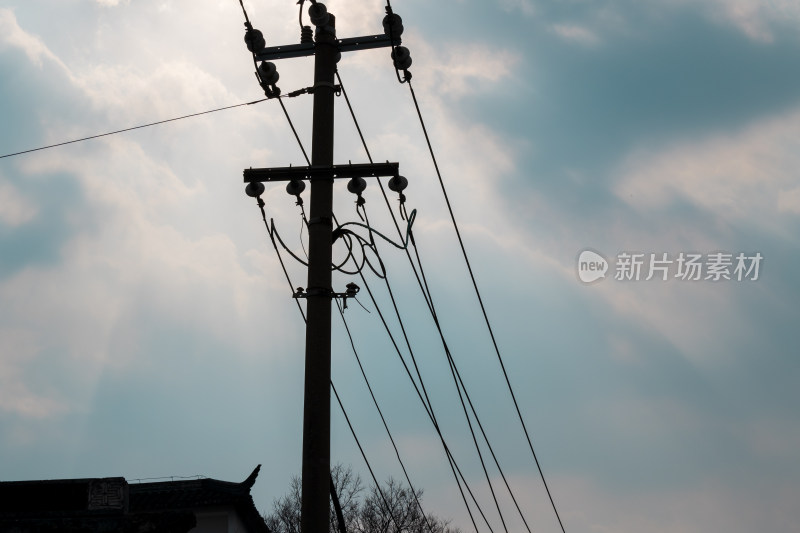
0,465,269,533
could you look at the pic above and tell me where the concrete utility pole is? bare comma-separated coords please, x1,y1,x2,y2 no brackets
242,4,403,532
301,12,336,533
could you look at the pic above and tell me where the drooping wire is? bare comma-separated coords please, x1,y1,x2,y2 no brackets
335,209,416,251
338,69,531,532
256,198,306,321
300,211,309,261
335,70,432,308
0,99,267,160
405,77,567,533
331,211,416,279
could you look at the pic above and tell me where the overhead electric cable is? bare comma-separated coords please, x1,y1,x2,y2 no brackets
335,70,432,306
256,199,306,321
359,205,507,533
331,381,404,531
356,269,491,533
404,78,567,533
0,99,267,160
277,98,311,165
337,69,531,532
409,229,533,533
238,0,251,26
252,196,406,532
335,300,437,533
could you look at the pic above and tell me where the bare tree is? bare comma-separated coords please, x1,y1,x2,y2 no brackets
264,465,461,533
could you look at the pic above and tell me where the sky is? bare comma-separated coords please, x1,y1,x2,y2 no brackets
1,1,799,532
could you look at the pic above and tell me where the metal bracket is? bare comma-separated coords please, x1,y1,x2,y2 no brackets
254,34,399,61
293,283,360,308
244,162,399,184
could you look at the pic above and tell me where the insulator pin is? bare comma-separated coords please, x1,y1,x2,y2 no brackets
245,182,266,198
244,28,266,53
391,46,412,70
301,25,314,44
286,179,306,197
383,14,404,38
347,177,367,196
388,175,408,193
308,3,330,26
258,61,280,85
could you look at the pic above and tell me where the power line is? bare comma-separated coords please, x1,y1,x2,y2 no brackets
253,195,405,532
337,69,531,533
253,191,444,533
335,300,437,533
357,204,510,533
408,228,533,533
0,99,267,160
238,0,251,26
355,265,489,533
331,381,404,532
277,98,311,165
404,78,568,533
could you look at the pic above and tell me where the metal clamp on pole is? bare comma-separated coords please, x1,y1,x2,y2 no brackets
293,283,359,307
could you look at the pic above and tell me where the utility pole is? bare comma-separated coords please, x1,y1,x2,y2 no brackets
242,3,408,532
301,10,336,533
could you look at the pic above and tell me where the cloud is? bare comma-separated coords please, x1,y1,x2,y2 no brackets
614,106,800,231
0,9,299,424
551,24,600,45
411,34,520,98
545,473,800,533
0,9,65,68
0,329,67,418
0,180,38,226
660,0,800,42
498,0,536,18
777,185,800,214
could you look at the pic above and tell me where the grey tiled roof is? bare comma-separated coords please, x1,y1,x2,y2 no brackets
0,466,269,533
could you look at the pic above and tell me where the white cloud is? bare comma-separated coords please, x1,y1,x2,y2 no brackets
0,8,67,69
74,61,236,125
0,180,38,226
324,0,385,37
552,24,600,45
615,107,800,231
663,0,800,42
498,0,536,17
411,34,521,98
0,8,302,422
0,329,67,418
777,185,800,214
